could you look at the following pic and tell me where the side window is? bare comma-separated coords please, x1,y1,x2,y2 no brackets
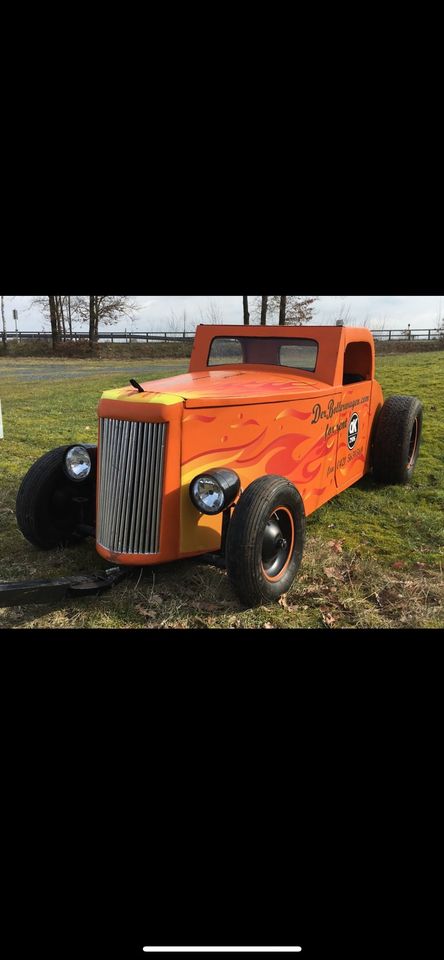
343,342,372,385
208,338,244,366
279,341,318,372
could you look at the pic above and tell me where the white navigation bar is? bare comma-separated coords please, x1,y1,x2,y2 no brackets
142,950,302,954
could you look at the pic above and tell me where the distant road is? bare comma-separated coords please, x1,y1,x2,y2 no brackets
0,358,188,383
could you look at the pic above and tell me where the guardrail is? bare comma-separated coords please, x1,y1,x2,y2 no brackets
2,328,443,343
370,328,442,341
2,330,196,343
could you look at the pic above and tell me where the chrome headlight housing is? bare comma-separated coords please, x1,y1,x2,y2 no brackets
64,445,92,482
189,468,240,515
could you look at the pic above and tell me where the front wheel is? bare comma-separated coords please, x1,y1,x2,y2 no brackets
16,445,96,549
225,475,305,606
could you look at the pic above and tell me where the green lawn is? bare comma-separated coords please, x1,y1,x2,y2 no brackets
1,352,443,629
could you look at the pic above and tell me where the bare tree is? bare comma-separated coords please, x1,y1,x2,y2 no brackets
167,308,196,335
199,300,224,324
31,296,61,348
66,296,73,338
368,315,386,332
32,296,70,346
263,295,319,326
166,309,182,333
260,296,268,326
72,295,138,347
57,296,66,340
281,296,318,325
1,296,6,346
250,296,270,325
253,295,318,326
242,295,250,325
48,296,59,349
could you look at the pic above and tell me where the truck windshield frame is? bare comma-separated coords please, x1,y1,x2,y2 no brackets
207,336,319,373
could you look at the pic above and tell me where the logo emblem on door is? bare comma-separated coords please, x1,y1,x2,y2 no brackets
348,413,359,450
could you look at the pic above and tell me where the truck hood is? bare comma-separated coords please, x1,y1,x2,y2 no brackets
101,368,336,409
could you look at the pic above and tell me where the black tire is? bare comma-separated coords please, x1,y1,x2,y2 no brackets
16,445,96,549
372,395,423,484
225,475,305,606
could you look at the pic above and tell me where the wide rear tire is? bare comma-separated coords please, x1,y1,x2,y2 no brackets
226,475,305,606
372,395,422,484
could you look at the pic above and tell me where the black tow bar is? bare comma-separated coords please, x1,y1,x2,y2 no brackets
0,566,126,607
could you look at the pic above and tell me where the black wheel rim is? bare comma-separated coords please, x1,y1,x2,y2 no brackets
261,508,294,580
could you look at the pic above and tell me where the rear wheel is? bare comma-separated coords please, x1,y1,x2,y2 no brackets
16,445,96,549
372,395,423,484
225,475,305,606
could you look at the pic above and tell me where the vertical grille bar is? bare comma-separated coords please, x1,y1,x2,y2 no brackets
97,418,166,554
153,428,166,551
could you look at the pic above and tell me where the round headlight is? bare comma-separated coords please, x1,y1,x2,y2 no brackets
190,475,225,514
189,468,240,515
65,446,91,481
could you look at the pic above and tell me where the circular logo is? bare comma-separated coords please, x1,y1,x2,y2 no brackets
348,413,359,449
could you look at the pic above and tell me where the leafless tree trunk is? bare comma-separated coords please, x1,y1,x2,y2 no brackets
58,296,66,340
67,296,72,339
242,295,250,325
278,295,287,325
260,296,268,326
89,295,98,346
48,296,59,350
1,296,6,346
55,298,62,339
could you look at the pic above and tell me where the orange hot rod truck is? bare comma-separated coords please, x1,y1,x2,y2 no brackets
1,324,423,607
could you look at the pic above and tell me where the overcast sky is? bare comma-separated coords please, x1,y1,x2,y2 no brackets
2,295,443,333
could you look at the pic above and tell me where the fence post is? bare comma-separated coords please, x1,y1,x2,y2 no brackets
428,329,431,340
389,330,391,341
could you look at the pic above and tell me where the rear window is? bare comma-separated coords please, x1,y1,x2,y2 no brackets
207,336,318,372
207,337,244,365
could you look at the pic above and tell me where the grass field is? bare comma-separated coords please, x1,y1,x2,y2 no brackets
1,353,443,629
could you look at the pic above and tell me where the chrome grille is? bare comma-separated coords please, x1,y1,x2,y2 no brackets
97,418,166,554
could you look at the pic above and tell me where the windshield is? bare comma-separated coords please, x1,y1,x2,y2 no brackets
207,336,318,373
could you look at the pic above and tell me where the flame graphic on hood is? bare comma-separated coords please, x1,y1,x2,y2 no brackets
275,408,312,421
182,427,267,466
235,433,307,475
183,414,217,423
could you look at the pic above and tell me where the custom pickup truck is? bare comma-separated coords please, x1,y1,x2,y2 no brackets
4,324,422,606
